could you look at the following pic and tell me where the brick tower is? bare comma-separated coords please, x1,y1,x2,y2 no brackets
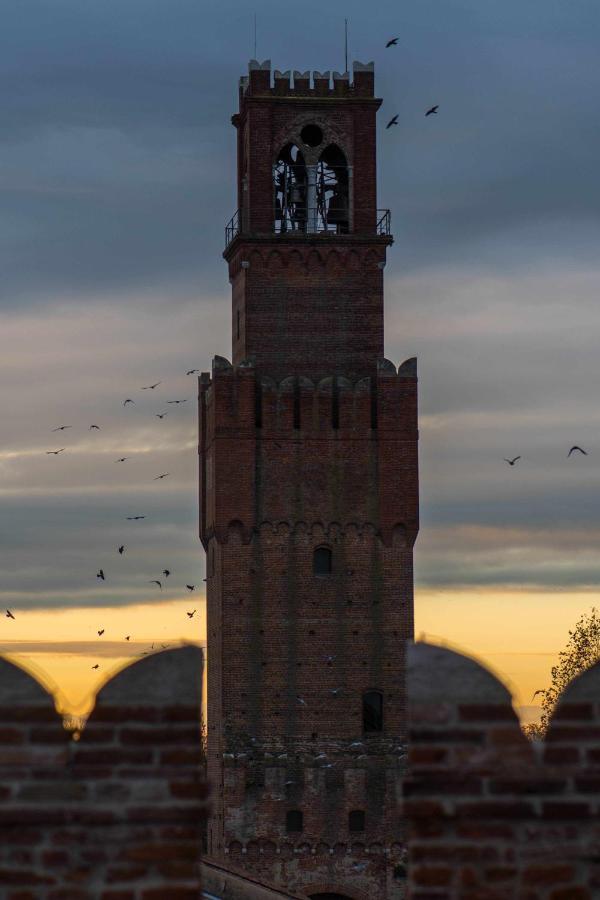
200,60,418,899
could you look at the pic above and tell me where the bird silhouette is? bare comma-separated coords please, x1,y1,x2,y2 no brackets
504,456,521,466
155,412,168,419
385,37,399,47
141,382,161,390
154,473,169,480
52,425,72,431
186,369,200,375
425,104,439,116
568,446,588,457
166,399,188,404
46,449,65,455
92,664,99,670
149,580,162,590
6,610,15,620
162,569,170,577
96,569,105,581
386,115,399,129
187,610,196,618
186,584,195,591
115,457,129,463
123,399,135,406
125,635,131,641
89,424,100,430
118,545,125,554
126,516,146,520
97,629,104,636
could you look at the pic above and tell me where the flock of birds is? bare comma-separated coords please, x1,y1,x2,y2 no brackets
7,370,206,669
384,36,438,129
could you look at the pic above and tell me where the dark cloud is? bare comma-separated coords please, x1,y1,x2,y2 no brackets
2,0,600,616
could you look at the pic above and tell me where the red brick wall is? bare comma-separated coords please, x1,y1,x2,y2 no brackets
201,359,417,900
405,641,600,898
0,647,207,899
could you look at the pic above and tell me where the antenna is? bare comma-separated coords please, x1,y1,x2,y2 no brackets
254,13,257,59
344,18,348,73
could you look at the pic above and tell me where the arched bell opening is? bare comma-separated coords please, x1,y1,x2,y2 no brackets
317,144,349,234
274,144,307,233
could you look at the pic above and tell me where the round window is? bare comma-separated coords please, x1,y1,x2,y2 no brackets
300,124,323,147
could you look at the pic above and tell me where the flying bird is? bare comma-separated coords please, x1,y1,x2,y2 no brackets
385,37,399,47
186,369,200,375
125,635,130,641
96,569,105,581
92,664,99,670
187,609,196,618
386,115,399,129
141,382,161,390
97,629,104,636
6,610,15,620
123,399,135,406
46,448,66,455
154,473,169,480
155,412,168,419
52,425,72,431
89,424,101,430
504,456,521,466
425,104,439,116
162,569,170,577
149,580,162,590
166,399,188,404
186,584,195,591
115,457,129,463
118,545,125,555
126,516,146,520
568,446,588,457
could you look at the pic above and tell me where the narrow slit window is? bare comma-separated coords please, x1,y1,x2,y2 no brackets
313,546,332,576
286,810,303,833
362,690,383,733
348,810,365,832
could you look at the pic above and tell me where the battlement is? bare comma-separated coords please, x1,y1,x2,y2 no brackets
201,355,417,438
241,59,375,99
0,647,207,896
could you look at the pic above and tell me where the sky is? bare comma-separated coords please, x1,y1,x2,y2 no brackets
1,0,600,723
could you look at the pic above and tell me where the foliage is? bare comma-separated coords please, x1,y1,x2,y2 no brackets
532,606,600,737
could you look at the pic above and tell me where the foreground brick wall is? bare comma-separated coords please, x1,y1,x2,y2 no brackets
0,646,206,899
405,641,600,898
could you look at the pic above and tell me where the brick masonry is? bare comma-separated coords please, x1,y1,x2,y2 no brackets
0,647,207,899
202,59,418,899
405,641,600,898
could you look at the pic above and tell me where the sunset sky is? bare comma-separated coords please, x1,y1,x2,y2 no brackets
1,0,600,725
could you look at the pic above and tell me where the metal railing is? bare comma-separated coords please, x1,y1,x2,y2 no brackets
224,208,391,250
224,209,240,249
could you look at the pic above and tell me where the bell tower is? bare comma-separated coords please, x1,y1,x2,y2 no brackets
200,60,418,899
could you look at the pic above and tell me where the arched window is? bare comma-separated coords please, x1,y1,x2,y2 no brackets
313,546,332,576
286,809,303,833
362,690,383,733
348,809,365,832
274,144,307,233
317,144,349,234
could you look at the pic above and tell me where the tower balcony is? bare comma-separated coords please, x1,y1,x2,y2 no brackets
224,208,391,252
